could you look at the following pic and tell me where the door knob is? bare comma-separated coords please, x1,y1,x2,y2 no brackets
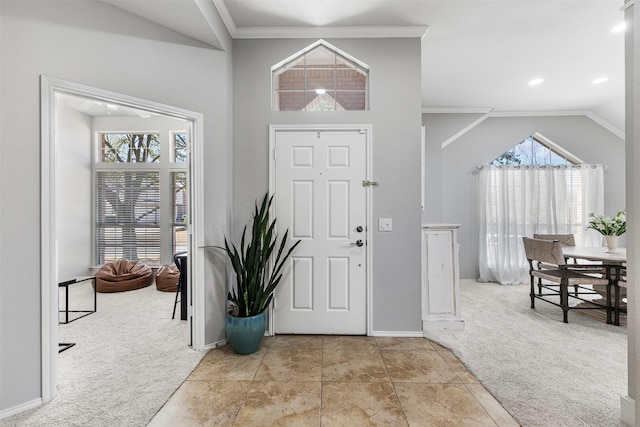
350,239,364,247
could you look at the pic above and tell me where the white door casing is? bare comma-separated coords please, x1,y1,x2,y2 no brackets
40,76,206,405
269,126,371,335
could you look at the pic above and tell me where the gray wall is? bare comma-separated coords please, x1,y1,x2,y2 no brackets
0,0,233,412
233,38,424,333
57,103,93,280
423,113,626,279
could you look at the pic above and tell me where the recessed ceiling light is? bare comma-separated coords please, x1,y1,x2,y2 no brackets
592,77,608,84
528,78,544,86
611,22,626,33
315,88,326,95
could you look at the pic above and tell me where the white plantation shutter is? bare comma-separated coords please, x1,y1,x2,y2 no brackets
95,170,161,265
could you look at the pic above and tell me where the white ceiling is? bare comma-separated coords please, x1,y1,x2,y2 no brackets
99,0,626,132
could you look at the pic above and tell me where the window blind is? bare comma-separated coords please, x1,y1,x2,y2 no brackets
96,170,161,265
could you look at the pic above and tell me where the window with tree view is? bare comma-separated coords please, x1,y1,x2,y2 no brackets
95,131,188,266
101,133,160,163
492,135,576,166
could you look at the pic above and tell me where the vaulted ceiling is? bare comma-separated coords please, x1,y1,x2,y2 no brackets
99,0,626,133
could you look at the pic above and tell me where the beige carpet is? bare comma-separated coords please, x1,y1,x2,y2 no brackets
424,279,627,427
1,283,205,427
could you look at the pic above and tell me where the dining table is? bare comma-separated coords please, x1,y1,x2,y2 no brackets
562,245,626,325
562,246,626,264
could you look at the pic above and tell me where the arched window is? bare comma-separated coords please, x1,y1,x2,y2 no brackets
492,133,582,166
272,39,369,111
478,133,603,284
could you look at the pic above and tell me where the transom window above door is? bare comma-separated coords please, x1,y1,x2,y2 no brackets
272,39,369,111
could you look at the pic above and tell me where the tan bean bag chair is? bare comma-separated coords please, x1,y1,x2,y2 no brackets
156,263,180,292
94,260,153,293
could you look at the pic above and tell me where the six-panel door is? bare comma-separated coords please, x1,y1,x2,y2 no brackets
273,130,367,334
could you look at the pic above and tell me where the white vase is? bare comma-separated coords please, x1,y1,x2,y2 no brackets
604,235,619,253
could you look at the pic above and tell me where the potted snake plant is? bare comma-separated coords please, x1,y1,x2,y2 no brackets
219,192,300,354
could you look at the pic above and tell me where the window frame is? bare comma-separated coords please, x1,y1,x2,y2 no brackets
271,39,370,112
93,129,188,267
492,132,584,166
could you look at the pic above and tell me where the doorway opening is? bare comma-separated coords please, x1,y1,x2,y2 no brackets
40,76,206,403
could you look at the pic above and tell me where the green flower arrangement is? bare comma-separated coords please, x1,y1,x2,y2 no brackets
587,211,626,236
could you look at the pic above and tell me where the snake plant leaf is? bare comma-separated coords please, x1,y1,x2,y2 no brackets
215,192,301,317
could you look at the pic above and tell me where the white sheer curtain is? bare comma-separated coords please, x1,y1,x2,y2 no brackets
478,164,604,285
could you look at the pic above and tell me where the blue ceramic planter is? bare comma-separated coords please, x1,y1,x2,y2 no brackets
225,311,267,355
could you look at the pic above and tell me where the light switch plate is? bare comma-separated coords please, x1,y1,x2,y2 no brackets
379,218,392,232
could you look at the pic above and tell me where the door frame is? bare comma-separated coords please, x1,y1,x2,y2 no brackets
268,124,373,336
40,76,207,403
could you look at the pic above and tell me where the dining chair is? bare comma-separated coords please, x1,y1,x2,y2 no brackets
522,237,611,323
613,266,627,325
532,233,605,297
533,233,578,295
533,233,575,246
172,251,188,320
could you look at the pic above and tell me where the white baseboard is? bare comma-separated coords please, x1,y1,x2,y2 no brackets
422,319,465,331
0,398,42,420
621,395,635,426
371,331,424,337
204,338,227,351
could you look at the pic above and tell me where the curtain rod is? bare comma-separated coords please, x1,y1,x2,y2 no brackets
475,164,606,171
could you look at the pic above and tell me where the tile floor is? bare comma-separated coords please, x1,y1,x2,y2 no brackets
149,336,519,426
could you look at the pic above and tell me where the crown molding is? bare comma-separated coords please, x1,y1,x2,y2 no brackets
232,25,428,39
211,0,236,36
209,1,427,39
210,0,427,39
422,107,493,114
433,109,625,148
584,112,625,140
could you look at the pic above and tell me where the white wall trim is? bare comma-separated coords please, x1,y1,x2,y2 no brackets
209,0,427,39
585,111,626,140
532,132,585,164
189,110,206,352
204,338,228,351
372,331,424,337
422,107,493,114
0,398,42,420
192,0,228,50
271,39,370,76
422,320,465,332
441,111,492,148
210,0,236,37
621,395,635,426
40,76,207,406
427,109,626,148
40,76,58,404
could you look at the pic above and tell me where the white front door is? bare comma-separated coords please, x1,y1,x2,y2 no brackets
272,128,368,334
